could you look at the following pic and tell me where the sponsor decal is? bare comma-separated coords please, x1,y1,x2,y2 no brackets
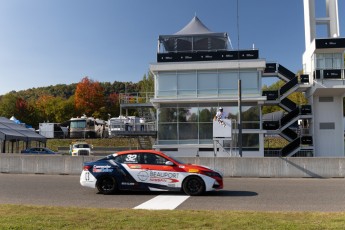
121,182,135,186
137,171,149,181
149,171,179,183
129,165,141,169
125,154,138,163
93,165,113,173
136,170,180,183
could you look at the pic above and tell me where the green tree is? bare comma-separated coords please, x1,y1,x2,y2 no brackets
262,79,307,115
0,93,17,118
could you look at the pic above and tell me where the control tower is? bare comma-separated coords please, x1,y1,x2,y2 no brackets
303,0,345,156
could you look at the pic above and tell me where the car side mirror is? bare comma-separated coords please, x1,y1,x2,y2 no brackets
165,161,174,166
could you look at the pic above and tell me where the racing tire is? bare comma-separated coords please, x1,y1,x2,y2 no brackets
96,176,117,195
182,176,205,196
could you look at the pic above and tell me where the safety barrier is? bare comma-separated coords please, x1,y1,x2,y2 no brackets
1,155,345,178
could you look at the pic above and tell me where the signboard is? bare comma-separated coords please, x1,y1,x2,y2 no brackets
315,38,345,49
157,50,259,63
213,119,232,139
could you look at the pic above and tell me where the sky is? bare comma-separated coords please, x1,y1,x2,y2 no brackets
0,0,344,95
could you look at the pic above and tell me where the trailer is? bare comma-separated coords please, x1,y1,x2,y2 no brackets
39,123,68,139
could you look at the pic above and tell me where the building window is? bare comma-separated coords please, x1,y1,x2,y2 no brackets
315,53,343,69
197,72,218,96
157,104,260,144
242,134,259,151
177,72,196,97
156,69,260,98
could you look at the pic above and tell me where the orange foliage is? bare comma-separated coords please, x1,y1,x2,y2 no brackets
75,77,105,115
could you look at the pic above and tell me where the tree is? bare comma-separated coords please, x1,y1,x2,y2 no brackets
262,79,307,115
0,93,17,118
75,77,105,116
0,93,38,127
138,72,154,93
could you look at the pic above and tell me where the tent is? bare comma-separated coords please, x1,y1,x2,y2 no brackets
0,117,46,153
159,16,230,53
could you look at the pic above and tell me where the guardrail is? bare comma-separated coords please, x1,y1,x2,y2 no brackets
1,155,345,178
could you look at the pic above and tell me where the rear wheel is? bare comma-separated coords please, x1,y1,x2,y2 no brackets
96,176,117,195
182,176,205,196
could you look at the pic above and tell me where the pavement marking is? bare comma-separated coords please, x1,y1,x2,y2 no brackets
134,195,190,210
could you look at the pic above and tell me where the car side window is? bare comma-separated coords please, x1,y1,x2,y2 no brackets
142,153,168,165
115,154,139,164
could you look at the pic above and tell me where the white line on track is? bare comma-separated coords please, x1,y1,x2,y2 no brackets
134,195,190,210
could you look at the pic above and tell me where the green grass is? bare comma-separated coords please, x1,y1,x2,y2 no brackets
46,138,138,152
1,204,345,230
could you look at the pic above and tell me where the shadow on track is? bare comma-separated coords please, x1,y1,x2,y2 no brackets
95,190,258,197
205,190,258,197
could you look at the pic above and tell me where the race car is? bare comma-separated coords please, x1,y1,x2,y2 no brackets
80,150,223,196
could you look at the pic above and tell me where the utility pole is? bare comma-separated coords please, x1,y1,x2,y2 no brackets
238,79,242,157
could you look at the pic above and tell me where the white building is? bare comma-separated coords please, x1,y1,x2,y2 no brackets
150,16,277,157
120,0,344,157
302,0,345,156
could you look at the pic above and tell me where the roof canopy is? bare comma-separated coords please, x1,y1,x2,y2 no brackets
159,16,230,53
0,117,46,142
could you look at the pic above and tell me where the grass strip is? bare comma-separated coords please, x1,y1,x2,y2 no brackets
0,204,344,230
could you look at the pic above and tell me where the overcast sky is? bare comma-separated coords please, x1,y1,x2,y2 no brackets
0,0,344,95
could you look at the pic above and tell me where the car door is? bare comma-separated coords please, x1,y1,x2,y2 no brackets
137,153,182,190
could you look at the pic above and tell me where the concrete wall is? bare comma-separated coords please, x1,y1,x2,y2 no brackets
1,154,345,178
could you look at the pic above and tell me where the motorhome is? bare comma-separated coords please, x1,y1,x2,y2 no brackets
69,116,106,138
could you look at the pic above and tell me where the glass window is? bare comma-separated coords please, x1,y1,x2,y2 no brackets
198,72,218,96
179,107,198,122
241,71,258,90
219,71,238,89
158,123,177,140
179,123,198,140
142,153,168,165
242,134,259,150
199,123,213,140
157,73,177,97
198,72,217,89
199,107,217,122
70,120,86,128
325,54,333,68
115,154,140,164
177,72,196,90
242,106,260,121
177,72,196,97
315,53,343,70
159,108,177,122
333,53,342,69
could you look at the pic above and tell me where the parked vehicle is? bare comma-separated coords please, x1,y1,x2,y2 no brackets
70,142,92,156
39,123,68,139
80,150,223,195
69,115,107,138
21,147,57,154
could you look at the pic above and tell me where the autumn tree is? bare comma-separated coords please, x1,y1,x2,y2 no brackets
0,93,38,126
75,77,105,116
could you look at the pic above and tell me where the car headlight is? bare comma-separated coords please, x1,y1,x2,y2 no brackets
201,171,222,178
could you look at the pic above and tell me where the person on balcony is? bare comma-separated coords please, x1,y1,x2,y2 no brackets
140,117,145,131
215,107,226,127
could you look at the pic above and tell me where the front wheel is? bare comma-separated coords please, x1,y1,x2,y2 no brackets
182,176,205,196
96,176,117,195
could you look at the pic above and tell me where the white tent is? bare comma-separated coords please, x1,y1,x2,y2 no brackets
159,16,230,53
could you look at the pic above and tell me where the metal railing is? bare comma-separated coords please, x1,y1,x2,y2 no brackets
119,92,154,104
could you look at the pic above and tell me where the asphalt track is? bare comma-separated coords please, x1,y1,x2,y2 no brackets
1,174,345,212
